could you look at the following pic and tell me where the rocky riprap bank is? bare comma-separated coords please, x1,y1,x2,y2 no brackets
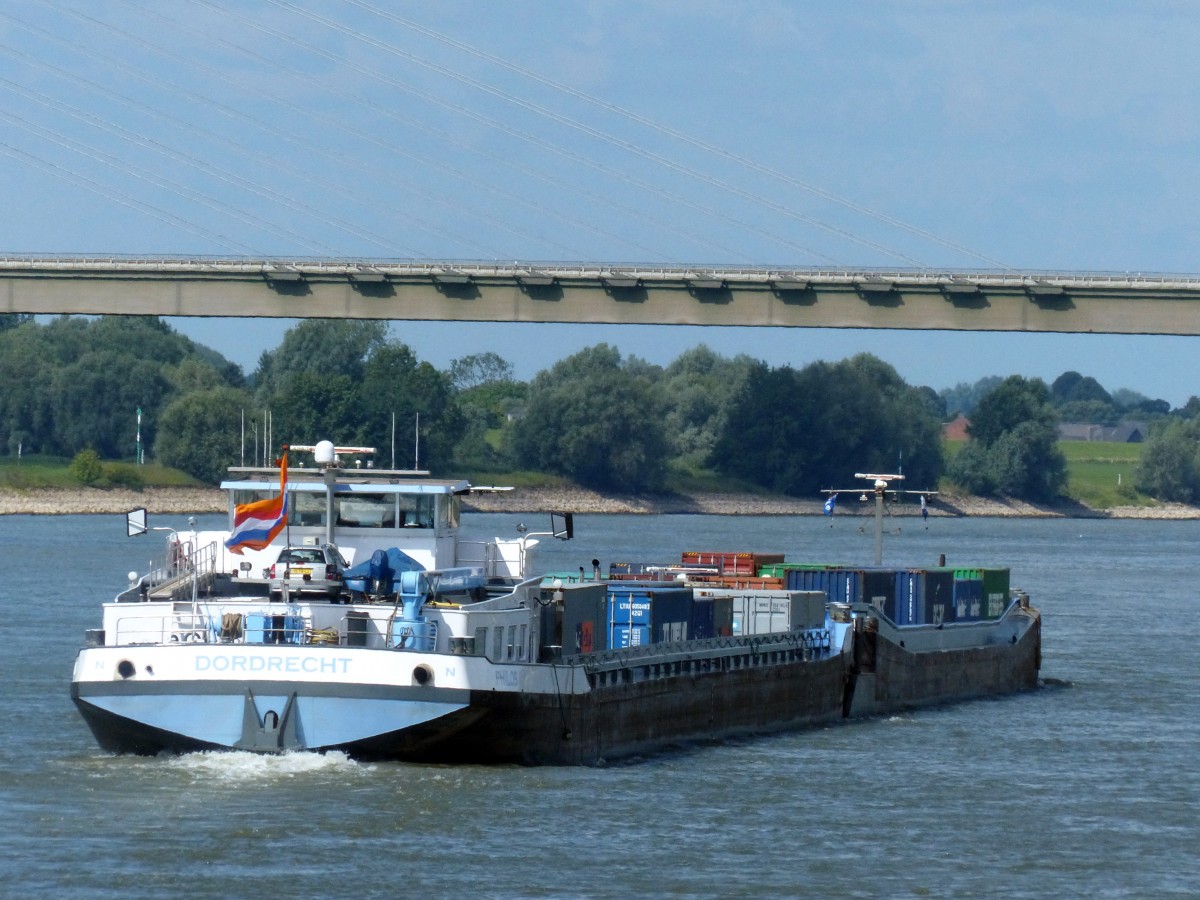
0,487,227,516
2,486,1197,519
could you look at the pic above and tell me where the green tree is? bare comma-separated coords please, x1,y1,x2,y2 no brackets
156,387,255,483
0,313,32,332
949,376,1066,501
251,326,465,472
359,343,465,472
1112,388,1170,418
0,320,56,454
709,355,943,495
1050,371,1112,406
453,356,526,471
944,439,996,494
0,315,243,461
708,361,811,493
1176,397,1200,419
1051,372,1116,424
271,371,361,447
913,385,948,420
50,350,171,458
511,344,669,492
450,352,514,390
1135,417,1200,502
70,448,103,485
458,380,527,427
253,319,386,397
166,355,244,394
990,421,1068,499
840,354,943,488
939,375,1003,417
660,345,757,465
966,376,1058,446
1057,399,1119,426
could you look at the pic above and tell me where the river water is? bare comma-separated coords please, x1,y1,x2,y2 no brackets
2,511,1197,898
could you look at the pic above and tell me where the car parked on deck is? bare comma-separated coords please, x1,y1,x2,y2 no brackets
264,544,348,599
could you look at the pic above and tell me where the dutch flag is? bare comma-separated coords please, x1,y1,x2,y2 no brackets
224,453,289,554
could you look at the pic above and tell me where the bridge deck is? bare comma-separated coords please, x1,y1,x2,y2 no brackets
3,257,1198,335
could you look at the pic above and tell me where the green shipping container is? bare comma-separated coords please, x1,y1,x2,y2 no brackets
758,563,843,578
981,568,1011,618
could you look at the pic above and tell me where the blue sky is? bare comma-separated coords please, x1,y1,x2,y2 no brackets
3,2,1200,403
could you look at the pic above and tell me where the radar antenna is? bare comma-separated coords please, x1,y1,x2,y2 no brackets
823,473,937,565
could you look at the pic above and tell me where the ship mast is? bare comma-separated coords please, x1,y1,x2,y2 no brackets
854,473,904,565
824,472,933,566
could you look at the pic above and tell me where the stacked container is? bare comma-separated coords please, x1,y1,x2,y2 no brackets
983,568,1012,619
551,582,607,655
605,586,654,648
682,551,786,575
922,568,955,625
690,594,734,639
951,568,984,621
784,567,861,606
729,594,793,635
649,587,693,643
609,562,672,580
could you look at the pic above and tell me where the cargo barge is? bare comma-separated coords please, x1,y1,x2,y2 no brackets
70,446,1040,765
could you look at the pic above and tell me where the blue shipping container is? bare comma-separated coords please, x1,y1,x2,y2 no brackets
650,587,693,643
605,589,653,625
609,623,651,649
691,597,715,639
892,570,923,627
861,569,897,622
923,569,955,625
953,577,984,621
858,568,923,627
784,568,861,605
689,596,735,640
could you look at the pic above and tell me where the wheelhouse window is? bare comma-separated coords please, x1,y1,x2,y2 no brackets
230,488,324,525
443,494,461,529
399,494,436,529
231,488,446,531
336,493,396,528
288,491,327,527
231,489,271,507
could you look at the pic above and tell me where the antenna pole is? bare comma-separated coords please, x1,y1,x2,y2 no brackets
874,485,885,565
854,473,904,566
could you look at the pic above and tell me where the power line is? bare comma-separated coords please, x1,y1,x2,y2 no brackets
340,0,1011,268
261,0,929,266
98,0,680,260
189,0,840,264
0,72,424,257
0,140,259,254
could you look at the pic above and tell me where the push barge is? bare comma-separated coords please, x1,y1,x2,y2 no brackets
70,445,1040,765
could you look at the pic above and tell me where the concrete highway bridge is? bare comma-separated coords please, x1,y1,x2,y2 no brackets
3,256,1200,335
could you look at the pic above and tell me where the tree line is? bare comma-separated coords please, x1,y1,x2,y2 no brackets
0,313,1194,502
